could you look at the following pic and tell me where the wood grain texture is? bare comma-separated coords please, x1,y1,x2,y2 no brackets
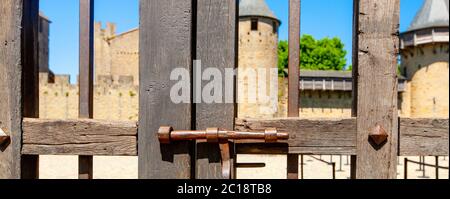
0,0,23,179
287,0,301,179
78,0,94,179
399,118,449,156
18,118,448,157
235,118,356,155
355,0,400,179
195,0,237,179
288,0,300,117
21,0,40,179
350,0,359,178
351,0,359,117
79,0,94,119
22,118,137,156
235,118,448,156
139,0,193,179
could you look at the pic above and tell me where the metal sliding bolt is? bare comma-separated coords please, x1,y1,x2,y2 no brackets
158,126,289,144
158,126,289,179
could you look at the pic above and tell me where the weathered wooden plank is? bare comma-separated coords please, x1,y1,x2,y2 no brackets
355,0,400,179
22,118,137,156
288,0,300,118
19,118,448,157
235,118,448,156
139,0,193,179
0,0,23,179
79,0,94,118
287,0,301,179
350,0,359,179
399,118,449,156
21,0,40,179
78,0,95,180
287,154,299,179
235,118,356,155
195,0,237,179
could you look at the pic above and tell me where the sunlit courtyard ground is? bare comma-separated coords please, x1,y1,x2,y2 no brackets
39,155,449,179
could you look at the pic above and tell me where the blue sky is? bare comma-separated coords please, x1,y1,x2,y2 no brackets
40,0,424,82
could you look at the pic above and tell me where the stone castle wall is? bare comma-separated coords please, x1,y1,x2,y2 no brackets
38,74,355,121
277,78,354,118
94,22,140,85
401,43,449,118
39,73,139,121
38,21,449,121
38,14,51,73
238,17,280,119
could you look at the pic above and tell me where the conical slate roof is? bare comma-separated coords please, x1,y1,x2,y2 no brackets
239,0,280,22
408,0,449,31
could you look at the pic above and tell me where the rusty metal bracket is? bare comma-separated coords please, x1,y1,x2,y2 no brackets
369,124,389,146
158,126,289,179
0,128,11,148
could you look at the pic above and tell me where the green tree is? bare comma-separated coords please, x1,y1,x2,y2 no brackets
278,40,289,77
278,34,348,73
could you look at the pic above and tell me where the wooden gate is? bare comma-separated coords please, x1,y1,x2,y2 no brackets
0,0,448,179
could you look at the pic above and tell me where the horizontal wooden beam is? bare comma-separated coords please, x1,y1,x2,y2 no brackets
235,118,355,155
22,118,137,156
21,118,448,156
235,118,449,156
399,118,449,156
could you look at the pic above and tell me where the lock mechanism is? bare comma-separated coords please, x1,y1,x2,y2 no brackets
158,126,289,179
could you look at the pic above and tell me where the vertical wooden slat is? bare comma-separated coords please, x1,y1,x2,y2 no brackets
0,0,23,179
350,155,357,179
21,0,40,179
435,156,439,179
139,0,193,179
300,155,304,179
288,0,300,118
78,0,94,179
350,0,359,179
195,0,237,179
287,0,301,180
404,158,408,179
287,154,299,179
355,0,400,179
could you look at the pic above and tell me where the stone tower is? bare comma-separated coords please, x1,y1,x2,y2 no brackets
94,22,139,85
38,12,51,74
238,0,281,118
400,0,449,118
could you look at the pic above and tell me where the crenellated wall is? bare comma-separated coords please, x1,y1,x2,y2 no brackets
39,22,449,121
94,22,139,85
39,73,139,121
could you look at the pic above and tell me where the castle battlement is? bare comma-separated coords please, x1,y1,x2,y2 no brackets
40,72,136,87
39,72,139,121
97,75,135,86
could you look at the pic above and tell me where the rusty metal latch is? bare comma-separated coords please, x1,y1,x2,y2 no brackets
158,126,289,179
0,128,11,148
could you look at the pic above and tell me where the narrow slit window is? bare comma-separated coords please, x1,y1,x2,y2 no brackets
251,18,258,31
